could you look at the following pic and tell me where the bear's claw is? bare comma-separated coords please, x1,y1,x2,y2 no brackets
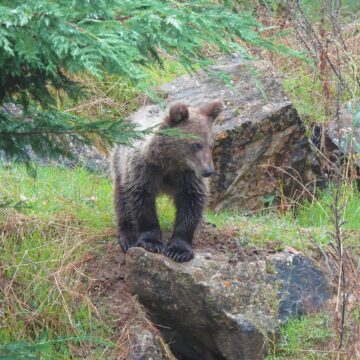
119,237,132,253
136,238,165,253
165,241,194,262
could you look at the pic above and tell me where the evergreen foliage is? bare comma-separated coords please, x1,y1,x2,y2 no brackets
0,0,302,163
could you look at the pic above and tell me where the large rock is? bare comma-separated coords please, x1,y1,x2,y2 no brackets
129,57,320,211
125,247,332,360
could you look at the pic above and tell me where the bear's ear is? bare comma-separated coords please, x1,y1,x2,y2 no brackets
201,100,224,122
165,103,189,126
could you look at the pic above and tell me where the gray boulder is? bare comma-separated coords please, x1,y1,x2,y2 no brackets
125,247,332,360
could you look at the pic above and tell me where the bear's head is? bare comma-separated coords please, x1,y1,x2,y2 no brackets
152,101,224,177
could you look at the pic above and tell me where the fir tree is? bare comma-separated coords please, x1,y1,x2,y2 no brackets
0,0,302,165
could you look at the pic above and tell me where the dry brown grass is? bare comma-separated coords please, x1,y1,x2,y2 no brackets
0,210,107,355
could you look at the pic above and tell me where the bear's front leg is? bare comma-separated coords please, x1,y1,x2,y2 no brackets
135,199,164,253
165,173,207,262
137,225,164,254
131,169,164,254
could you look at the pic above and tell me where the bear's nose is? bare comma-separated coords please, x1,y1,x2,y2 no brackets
202,167,215,177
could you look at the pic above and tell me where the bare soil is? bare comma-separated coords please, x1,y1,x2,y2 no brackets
85,240,160,359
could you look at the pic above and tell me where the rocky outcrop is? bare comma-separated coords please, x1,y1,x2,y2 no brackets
125,247,332,360
128,56,320,211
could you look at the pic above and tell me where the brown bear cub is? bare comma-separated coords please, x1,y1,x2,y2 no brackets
111,101,224,262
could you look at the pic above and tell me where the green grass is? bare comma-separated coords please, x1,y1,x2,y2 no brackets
207,210,335,250
296,184,360,230
296,0,360,22
265,314,333,359
144,60,187,89
157,197,331,251
0,165,113,230
0,165,115,359
282,66,329,124
282,63,360,127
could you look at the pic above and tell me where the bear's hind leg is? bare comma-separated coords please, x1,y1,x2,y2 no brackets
118,218,136,253
114,177,136,253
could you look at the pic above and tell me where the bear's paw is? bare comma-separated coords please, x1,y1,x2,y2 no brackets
165,239,194,262
136,230,164,254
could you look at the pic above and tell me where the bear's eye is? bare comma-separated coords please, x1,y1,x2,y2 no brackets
191,143,203,151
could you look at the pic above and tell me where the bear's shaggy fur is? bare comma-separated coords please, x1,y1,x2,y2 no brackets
110,101,223,262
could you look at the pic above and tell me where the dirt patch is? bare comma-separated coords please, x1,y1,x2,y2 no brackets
86,240,174,359
195,223,279,260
